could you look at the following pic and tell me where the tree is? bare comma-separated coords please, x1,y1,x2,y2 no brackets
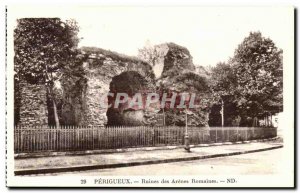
209,32,283,126
231,32,283,123
209,62,239,126
14,18,80,127
210,62,236,96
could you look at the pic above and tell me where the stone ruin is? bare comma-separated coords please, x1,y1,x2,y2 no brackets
17,81,48,126
16,43,210,127
65,47,157,126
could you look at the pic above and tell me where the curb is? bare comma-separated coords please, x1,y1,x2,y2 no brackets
14,144,283,176
15,137,280,159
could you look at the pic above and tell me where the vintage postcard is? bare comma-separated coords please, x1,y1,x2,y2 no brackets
6,5,295,188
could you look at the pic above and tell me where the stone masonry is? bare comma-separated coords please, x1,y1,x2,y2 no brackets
17,43,209,127
18,80,48,126
75,47,155,126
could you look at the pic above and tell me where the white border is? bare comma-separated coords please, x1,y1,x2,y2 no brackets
1,2,296,190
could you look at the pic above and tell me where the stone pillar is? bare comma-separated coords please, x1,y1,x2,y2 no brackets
19,81,48,127
82,77,110,126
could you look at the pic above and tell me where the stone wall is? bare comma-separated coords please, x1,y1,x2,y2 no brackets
155,43,211,127
18,80,48,126
66,47,156,126
155,43,195,78
62,44,210,127
16,43,211,128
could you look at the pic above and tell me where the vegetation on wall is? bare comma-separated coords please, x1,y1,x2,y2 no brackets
14,17,283,128
14,18,80,127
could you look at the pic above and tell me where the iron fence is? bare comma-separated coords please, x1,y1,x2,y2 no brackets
14,126,277,153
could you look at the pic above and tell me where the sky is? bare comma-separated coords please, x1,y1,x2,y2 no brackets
10,6,292,66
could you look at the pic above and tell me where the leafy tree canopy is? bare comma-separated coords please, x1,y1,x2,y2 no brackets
14,18,80,84
210,32,283,119
14,18,80,127
232,32,283,116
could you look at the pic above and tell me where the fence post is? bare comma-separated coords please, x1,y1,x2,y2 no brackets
31,126,34,152
150,126,153,146
39,125,41,151
73,126,79,149
52,126,54,150
20,126,23,153
20,126,22,152
115,126,118,148
92,126,95,149
222,126,224,142
63,126,66,151
67,125,70,150
33,126,35,152
227,128,229,141
143,126,145,146
48,126,51,151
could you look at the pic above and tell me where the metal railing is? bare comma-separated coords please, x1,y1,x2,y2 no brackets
14,126,277,153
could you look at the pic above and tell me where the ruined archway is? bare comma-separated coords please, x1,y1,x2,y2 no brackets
73,47,156,126
20,43,212,127
61,43,209,127
106,71,151,126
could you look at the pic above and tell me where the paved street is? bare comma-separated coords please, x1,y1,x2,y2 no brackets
16,141,281,173
47,148,283,176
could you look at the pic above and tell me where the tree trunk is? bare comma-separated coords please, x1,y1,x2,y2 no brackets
52,99,60,128
271,114,273,127
252,116,257,127
48,86,60,128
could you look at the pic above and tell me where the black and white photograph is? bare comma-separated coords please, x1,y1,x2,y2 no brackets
5,5,295,188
